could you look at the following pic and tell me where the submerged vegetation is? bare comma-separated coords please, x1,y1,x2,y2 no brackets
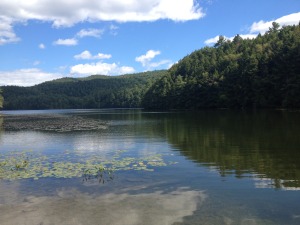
0,150,175,181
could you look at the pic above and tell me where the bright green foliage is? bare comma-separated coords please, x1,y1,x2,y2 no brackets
143,23,300,109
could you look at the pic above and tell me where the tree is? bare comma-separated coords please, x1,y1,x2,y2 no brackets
144,23,300,109
268,22,280,33
214,35,226,47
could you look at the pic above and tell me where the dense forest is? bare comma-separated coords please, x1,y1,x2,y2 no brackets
1,23,300,110
143,22,300,109
1,71,166,110
0,89,3,108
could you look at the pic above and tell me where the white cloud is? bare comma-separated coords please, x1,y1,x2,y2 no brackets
39,43,45,49
0,0,204,45
238,34,258,40
204,35,220,45
0,16,20,45
136,50,172,70
53,38,78,46
74,50,112,60
70,62,135,76
204,12,300,46
149,59,173,69
0,68,62,86
136,50,161,67
55,29,103,47
250,12,300,34
151,0,203,22
76,28,104,38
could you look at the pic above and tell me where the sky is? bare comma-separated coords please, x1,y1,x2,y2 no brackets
0,0,299,86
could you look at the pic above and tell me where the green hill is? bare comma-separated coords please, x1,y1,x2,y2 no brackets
142,22,300,109
2,23,300,110
1,71,166,110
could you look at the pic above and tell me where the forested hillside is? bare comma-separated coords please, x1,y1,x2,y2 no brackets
1,71,166,110
1,23,300,110
142,23,300,109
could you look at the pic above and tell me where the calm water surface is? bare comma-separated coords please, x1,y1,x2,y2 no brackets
0,109,300,225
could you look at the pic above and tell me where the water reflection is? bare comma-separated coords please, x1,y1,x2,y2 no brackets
159,110,300,189
0,183,205,225
1,109,300,191
1,109,300,224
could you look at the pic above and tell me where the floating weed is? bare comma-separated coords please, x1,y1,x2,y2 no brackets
0,150,177,182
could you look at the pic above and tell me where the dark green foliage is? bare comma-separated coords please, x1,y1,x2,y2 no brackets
1,71,166,110
1,24,300,110
143,23,300,109
0,89,3,108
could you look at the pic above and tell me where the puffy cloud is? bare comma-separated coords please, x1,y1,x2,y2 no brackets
70,62,135,76
0,0,204,45
0,68,62,86
76,28,104,38
135,50,161,67
136,50,172,70
74,50,112,60
0,16,20,45
250,12,300,34
204,35,220,45
204,12,300,46
17,0,201,25
53,38,78,46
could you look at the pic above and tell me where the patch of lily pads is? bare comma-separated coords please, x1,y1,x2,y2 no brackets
2,114,108,132
0,150,177,182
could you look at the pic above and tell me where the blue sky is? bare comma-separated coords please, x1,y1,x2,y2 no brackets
0,0,299,86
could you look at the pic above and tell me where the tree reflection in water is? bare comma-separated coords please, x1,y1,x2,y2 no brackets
157,110,300,189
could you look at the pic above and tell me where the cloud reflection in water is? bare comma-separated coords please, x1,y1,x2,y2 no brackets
0,185,206,225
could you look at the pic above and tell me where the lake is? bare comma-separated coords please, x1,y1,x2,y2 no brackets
0,109,300,225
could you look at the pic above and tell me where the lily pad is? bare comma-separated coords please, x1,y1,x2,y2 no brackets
0,150,177,182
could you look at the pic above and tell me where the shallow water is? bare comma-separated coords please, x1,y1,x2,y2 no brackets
0,109,300,225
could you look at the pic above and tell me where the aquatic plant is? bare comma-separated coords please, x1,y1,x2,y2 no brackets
0,150,175,181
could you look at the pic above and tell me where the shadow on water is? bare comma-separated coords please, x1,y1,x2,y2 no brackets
153,110,300,189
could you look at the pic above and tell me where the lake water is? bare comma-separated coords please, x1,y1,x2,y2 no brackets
0,109,300,225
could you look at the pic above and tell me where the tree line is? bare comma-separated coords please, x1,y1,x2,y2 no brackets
1,71,166,110
1,23,300,110
142,22,300,109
